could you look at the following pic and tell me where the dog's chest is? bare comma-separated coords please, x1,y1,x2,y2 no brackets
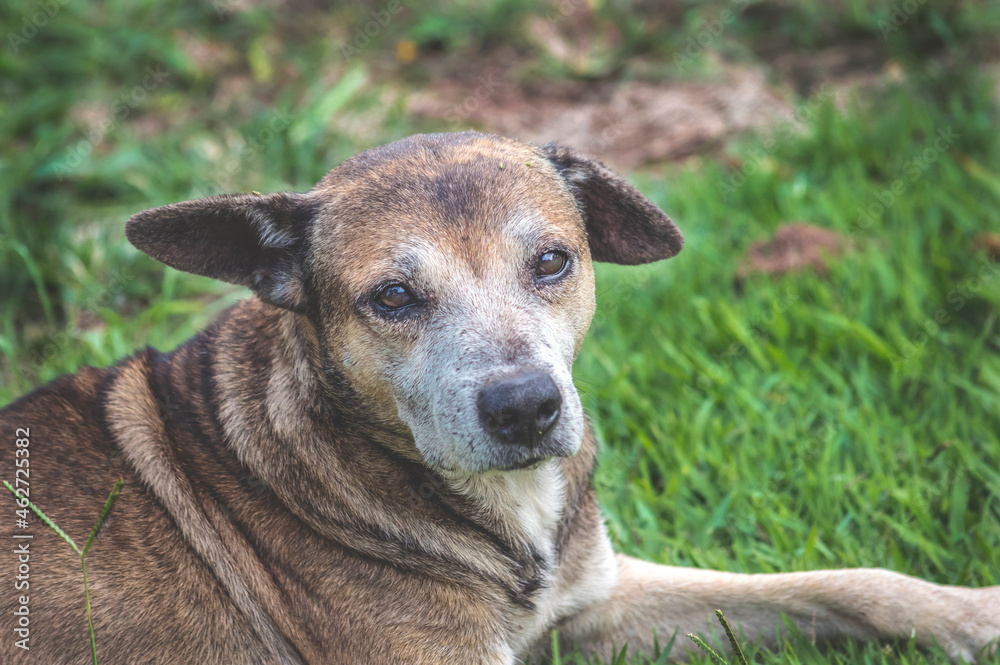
451,462,615,658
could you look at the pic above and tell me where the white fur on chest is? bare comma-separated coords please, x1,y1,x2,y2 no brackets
446,460,566,558
446,461,617,661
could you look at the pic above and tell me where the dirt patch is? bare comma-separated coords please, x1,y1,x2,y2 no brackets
738,222,850,279
401,0,940,173
405,45,919,170
974,232,1000,261
407,63,792,170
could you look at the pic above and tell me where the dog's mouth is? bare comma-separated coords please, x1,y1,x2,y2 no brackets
498,456,549,472
482,431,580,472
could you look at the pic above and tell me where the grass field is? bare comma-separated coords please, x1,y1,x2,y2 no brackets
2,1,999,663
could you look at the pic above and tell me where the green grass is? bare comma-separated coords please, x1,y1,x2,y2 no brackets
1,1,999,663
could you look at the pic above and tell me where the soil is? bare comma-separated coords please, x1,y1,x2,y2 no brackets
738,222,851,279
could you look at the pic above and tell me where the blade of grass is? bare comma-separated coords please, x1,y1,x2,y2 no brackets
716,610,750,665
4,480,79,554
687,633,728,665
84,478,123,556
82,555,97,664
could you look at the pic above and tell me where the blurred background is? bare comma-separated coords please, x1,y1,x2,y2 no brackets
2,2,999,662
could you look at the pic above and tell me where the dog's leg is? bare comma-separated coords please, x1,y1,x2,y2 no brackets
557,554,999,663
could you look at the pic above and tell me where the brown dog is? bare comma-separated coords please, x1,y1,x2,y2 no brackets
2,132,998,664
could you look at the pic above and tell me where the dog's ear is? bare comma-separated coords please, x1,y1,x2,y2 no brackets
126,192,316,312
542,144,683,264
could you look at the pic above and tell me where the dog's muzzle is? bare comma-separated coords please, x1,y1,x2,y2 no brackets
477,371,562,447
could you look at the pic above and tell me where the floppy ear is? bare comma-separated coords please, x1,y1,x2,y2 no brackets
542,144,683,264
126,192,316,312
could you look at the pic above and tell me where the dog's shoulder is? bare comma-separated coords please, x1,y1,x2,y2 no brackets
1,348,159,504
0,347,165,458
2,358,116,422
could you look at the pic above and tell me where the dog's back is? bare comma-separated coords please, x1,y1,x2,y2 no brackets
2,325,294,663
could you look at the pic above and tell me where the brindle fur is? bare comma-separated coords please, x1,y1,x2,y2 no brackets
2,132,997,664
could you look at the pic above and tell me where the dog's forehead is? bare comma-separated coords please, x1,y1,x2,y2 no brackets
310,132,588,286
318,132,578,219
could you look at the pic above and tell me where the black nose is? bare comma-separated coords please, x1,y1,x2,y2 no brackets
478,372,562,446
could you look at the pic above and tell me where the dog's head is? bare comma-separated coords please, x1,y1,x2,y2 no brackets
127,132,681,473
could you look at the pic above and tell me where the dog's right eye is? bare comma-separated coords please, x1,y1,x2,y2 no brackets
376,284,417,311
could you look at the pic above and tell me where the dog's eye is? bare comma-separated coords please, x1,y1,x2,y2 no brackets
535,250,568,278
376,284,416,310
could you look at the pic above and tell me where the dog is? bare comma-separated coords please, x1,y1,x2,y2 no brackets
2,131,998,664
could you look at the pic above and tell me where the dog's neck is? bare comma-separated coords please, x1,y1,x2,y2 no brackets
441,462,567,559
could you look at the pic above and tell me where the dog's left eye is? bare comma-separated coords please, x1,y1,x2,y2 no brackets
535,250,568,278
376,284,417,310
